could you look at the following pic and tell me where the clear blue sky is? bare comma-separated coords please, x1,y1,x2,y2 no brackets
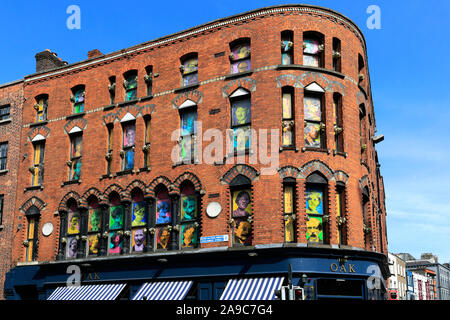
1,0,449,262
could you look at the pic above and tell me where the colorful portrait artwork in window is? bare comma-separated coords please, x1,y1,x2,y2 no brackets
109,205,124,230
303,39,320,67
282,91,294,147
132,228,146,252
88,208,101,232
125,73,138,101
122,123,135,170
66,237,78,259
109,232,123,255
180,110,197,162
156,189,171,225
233,219,252,246
182,57,198,86
281,31,294,65
181,195,197,222
156,226,171,250
232,189,252,218
88,234,100,255
181,223,198,248
230,43,251,74
231,97,251,153
67,211,81,235
70,134,82,180
36,96,48,122
283,185,295,243
73,88,85,114
132,201,147,227
305,187,324,243
304,96,322,148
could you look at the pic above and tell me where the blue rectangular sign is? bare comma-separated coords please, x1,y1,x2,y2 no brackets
200,235,229,244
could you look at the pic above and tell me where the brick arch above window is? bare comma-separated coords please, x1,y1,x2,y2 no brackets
63,118,87,135
58,191,82,212
124,180,148,200
173,172,203,194
359,175,371,193
221,78,257,98
220,164,259,185
81,187,104,207
102,183,126,203
279,165,301,179
19,196,46,214
298,160,334,181
147,176,173,197
27,125,50,142
172,90,203,109
334,170,350,185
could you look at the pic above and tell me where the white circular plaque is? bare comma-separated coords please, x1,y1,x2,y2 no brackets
42,222,54,236
206,202,222,218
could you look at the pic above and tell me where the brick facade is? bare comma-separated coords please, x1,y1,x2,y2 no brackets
8,4,386,281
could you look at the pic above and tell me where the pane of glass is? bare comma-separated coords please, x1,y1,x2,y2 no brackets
231,59,251,74
182,58,198,74
233,126,251,153
284,215,295,243
282,40,293,52
230,44,250,60
124,149,134,170
72,136,82,158
156,199,172,224
181,111,197,135
233,218,252,245
109,232,123,254
305,188,324,215
131,201,147,227
282,120,294,146
71,158,81,180
156,226,171,249
284,186,294,214
88,208,102,232
306,216,323,243
88,234,100,255
123,124,136,147
181,223,198,248
304,123,321,148
181,195,197,221
67,211,81,235
232,99,251,126
282,93,292,119
304,96,321,121
303,39,319,54
109,205,124,230
126,75,137,89
66,237,78,258
303,55,319,67
180,136,193,161
74,89,85,103
183,73,198,86
232,189,252,218
281,53,292,65
132,228,146,252
126,89,137,101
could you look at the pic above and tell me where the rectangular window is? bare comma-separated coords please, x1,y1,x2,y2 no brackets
282,88,295,147
124,72,138,101
332,38,342,72
32,142,45,186
69,134,82,180
180,110,197,163
143,117,151,167
304,95,324,149
281,31,294,65
336,186,345,245
36,97,48,122
122,122,135,170
181,57,198,86
333,94,344,153
0,105,10,121
0,142,8,170
231,189,252,246
72,88,85,114
306,186,324,244
303,33,324,68
0,195,3,225
283,184,296,243
230,42,251,74
108,76,116,104
231,95,251,154
106,124,113,175
26,216,39,262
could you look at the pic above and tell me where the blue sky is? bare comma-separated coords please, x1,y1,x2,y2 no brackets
1,0,449,262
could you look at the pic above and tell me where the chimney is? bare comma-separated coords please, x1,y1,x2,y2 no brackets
88,49,103,59
35,49,68,73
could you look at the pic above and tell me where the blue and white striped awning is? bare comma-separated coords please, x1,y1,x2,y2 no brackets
220,277,284,300
47,283,126,300
132,281,193,300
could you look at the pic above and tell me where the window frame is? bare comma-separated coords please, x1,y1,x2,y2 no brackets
124,71,138,102
121,121,136,171
281,30,294,65
0,104,10,121
229,38,251,74
230,90,252,155
303,32,324,68
179,107,198,164
69,133,82,181
71,86,85,114
283,178,297,243
31,141,45,186
304,91,326,150
180,54,198,87
281,86,295,148
0,142,8,171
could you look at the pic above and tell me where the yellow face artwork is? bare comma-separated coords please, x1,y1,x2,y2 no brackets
235,106,247,124
306,217,323,242
306,191,322,214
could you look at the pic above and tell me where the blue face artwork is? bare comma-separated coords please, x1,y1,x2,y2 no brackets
156,200,171,224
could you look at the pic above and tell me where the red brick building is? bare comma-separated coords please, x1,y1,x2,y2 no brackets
4,4,388,300
0,79,23,300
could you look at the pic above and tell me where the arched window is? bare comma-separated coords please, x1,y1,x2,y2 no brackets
332,38,341,72
130,188,148,253
34,94,48,122
230,175,253,246
281,30,294,65
123,70,138,101
69,132,82,181
25,206,40,262
283,178,296,243
303,32,324,68
304,84,326,150
121,120,135,171
108,192,125,255
180,181,199,249
281,86,295,148
71,85,85,114
179,104,197,164
87,196,102,257
229,38,251,74
230,88,251,154
31,139,45,186
305,172,328,244
180,54,198,86
155,186,172,250
65,199,81,259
